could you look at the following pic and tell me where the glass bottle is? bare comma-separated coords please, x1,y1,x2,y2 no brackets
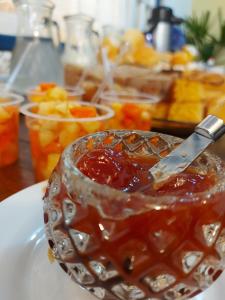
7,0,63,94
63,14,99,87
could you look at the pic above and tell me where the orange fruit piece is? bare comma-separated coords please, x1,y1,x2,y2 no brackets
39,82,56,92
122,103,141,119
70,106,97,118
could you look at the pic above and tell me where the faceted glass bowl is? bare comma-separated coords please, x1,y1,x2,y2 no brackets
43,130,225,300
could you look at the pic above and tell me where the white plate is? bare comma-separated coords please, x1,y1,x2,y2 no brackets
0,182,225,300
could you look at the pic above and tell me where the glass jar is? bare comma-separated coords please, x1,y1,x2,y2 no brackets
7,0,63,94
63,14,99,87
44,130,225,300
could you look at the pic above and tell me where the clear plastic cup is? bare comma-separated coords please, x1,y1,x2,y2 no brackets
27,84,84,102
100,90,159,130
20,101,114,181
0,92,24,167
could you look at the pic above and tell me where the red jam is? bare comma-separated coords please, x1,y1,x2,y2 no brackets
77,148,215,196
73,148,225,298
47,147,225,299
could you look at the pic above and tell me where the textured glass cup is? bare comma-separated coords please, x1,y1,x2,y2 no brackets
21,102,114,181
100,91,159,131
0,92,24,167
44,130,225,300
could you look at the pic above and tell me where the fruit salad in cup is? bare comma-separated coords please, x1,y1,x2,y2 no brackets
100,91,159,130
0,93,23,167
20,101,114,181
27,82,84,103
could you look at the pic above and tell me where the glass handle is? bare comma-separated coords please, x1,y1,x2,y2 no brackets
44,17,62,52
51,20,61,50
92,30,100,54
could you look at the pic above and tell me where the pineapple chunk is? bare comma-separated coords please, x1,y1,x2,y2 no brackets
0,106,11,122
39,130,55,147
47,87,68,101
38,102,55,115
59,123,80,147
43,153,60,179
81,121,101,133
39,120,58,131
55,102,70,115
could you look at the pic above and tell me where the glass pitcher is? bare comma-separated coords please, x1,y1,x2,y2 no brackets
7,0,63,94
63,14,99,87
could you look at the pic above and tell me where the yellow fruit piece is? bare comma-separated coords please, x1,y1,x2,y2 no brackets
59,123,80,147
111,102,122,113
47,87,68,101
38,102,55,115
81,121,101,133
55,102,70,116
39,119,58,131
43,153,61,179
168,102,204,123
0,106,11,122
140,111,151,121
39,130,55,147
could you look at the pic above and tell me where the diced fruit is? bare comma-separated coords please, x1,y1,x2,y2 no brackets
39,130,55,147
55,102,70,115
0,105,19,167
140,111,151,121
43,153,61,179
0,106,11,122
47,87,68,101
40,82,56,92
39,120,58,131
70,106,97,118
81,121,101,133
111,102,122,113
122,103,141,119
38,102,55,115
59,123,80,148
